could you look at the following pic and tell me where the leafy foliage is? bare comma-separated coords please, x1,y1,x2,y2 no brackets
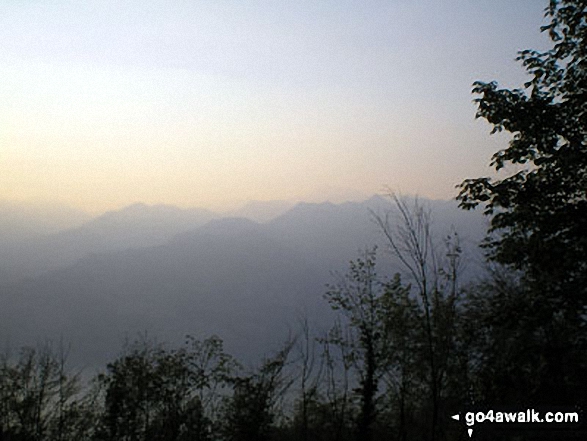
221,343,293,441
324,249,391,441
457,0,587,305
96,336,237,441
0,345,94,441
457,0,587,425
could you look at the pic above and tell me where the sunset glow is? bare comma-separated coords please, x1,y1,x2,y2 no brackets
0,0,549,213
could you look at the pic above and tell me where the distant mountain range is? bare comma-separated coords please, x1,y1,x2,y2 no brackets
0,203,217,285
0,196,488,370
0,200,91,244
227,199,297,223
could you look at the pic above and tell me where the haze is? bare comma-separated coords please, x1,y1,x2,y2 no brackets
0,0,549,214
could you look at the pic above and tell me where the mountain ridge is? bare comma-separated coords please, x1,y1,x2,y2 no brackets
0,195,487,369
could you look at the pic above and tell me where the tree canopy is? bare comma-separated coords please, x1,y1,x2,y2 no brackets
457,0,587,307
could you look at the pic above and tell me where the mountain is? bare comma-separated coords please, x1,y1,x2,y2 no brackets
266,196,487,278
1,216,328,368
0,200,91,243
0,196,487,370
228,200,297,223
0,203,218,285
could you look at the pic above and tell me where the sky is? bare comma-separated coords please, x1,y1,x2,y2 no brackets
0,0,551,214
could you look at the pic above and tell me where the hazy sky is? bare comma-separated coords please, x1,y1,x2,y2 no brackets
0,0,550,213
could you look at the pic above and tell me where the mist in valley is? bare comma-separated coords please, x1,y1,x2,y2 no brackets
0,195,486,369
1,0,585,439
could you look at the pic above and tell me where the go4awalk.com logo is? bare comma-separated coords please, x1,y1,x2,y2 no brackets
451,406,583,438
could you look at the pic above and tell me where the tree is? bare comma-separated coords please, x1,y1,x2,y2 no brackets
98,341,172,441
220,342,294,441
373,194,464,441
183,335,239,430
457,0,587,308
318,320,355,441
324,249,389,441
290,318,324,441
96,336,237,441
456,0,587,409
0,344,90,441
377,274,421,441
